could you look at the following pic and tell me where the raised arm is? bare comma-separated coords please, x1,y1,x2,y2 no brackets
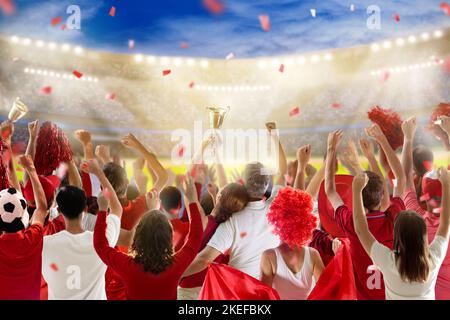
366,124,405,197
132,157,148,195
325,130,344,210
436,167,450,239
437,115,450,148
122,133,168,192
266,122,287,185
22,120,39,183
293,144,311,190
400,117,417,190
81,159,123,219
338,139,363,176
74,130,94,160
360,138,390,211
352,172,377,255
19,155,48,226
67,159,82,189
95,144,111,167
305,164,325,200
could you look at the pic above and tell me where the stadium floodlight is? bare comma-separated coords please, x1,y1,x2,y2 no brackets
258,60,267,69
324,53,333,61
382,41,392,49
297,56,306,64
22,38,31,46
200,60,209,68
11,36,19,43
61,44,71,52
35,40,45,48
74,46,83,55
24,68,29,73
147,56,156,64
370,43,380,52
433,30,443,38
160,56,170,66
408,36,416,43
285,58,294,66
271,59,280,67
311,55,321,63
134,54,144,62
186,58,195,67
48,42,57,50
421,33,430,41
395,38,405,46
173,58,182,66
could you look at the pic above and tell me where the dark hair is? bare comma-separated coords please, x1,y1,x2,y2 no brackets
159,186,182,213
131,210,174,274
394,211,430,283
412,146,434,199
243,162,270,198
56,186,87,220
200,193,214,216
214,183,249,224
126,184,140,201
361,171,384,210
103,162,128,197
0,218,26,233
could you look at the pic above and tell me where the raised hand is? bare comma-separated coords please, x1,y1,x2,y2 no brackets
121,133,142,150
180,175,198,203
353,171,369,191
80,159,103,175
297,144,311,168
97,190,110,212
1,121,14,141
402,117,417,141
74,130,92,145
327,130,343,151
265,122,277,133
95,145,111,163
27,120,39,139
365,124,385,141
18,154,36,172
437,115,450,137
332,238,342,254
145,189,160,211
359,138,374,159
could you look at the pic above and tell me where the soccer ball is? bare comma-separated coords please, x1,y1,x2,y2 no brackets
0,188,28,231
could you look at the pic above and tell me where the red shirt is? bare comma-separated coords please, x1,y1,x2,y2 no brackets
0,224,43,300
171,218,190,252
179,215,229,288
94,203,203,300
121,195,148,230
403,189,450,299
309,229,335,266
335,197,405,300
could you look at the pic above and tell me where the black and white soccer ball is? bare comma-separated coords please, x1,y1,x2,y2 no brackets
0,188,28,232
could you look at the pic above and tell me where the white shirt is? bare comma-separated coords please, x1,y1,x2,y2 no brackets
370,235,449,300
42,214,120,300
208,186,281,279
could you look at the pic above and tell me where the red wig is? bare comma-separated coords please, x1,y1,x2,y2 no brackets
368,106,404,150
34,121,73,176
428,103,450,133
0,139,10,191
267,187,317,247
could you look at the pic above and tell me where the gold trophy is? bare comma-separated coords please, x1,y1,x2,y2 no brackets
207,106,229,156
8,98,29,122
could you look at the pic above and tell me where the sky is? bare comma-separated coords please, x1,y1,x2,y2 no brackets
0,0,449,58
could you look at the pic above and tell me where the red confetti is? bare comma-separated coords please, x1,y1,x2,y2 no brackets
51,16,62,26
289,107,300,117
240,231,247,238
162,69,171,76
50,263,58,271
420,193,431,202
180,42,189,49
105,92,116,100
178,145,185,157
423,160,433,172
394,14,400,22
189,82,195,88
61,24,66,30
440,2,450,16
203,0,225,15
40,86,52,95
109,6,116,17
259,15,270,32
380,71,390,83
128,39,135,49
0,0,15,15
331,102,342,109
72,70,83,78
279,64,285,73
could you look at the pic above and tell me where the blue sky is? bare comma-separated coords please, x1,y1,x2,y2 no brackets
0,0,449,58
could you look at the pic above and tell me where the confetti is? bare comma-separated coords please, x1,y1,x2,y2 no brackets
258,15,270,32
380,71,390,83
162,69,171,76
180,42,189,49
203,0,225,15
350,4,355,11
109,6,116,17
331,102,342,109
394,14,400,22
40,86,52,95
226,52,234,60
189,81,195,88
420,193,431,202
289,107,300,117
128,39,135,49
310,9,316,17
0,0,15,15
178,145,185,157
440,2,450,16
423,160,433,172
51,16,62,26
279,63,285,73
240,231,248,238
61,24,66,31
50,263,58,271
105,92,116,100
72,70,83,78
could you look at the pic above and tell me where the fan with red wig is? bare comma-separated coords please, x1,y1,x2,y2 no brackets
367,106,404,151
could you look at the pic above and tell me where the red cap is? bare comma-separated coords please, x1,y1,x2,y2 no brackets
318,175,354,238
422,170,442,199
22,175,61,204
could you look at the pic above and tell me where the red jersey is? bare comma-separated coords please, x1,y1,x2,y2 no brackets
335,197,405,300
0,224,43,300
121,194,148,230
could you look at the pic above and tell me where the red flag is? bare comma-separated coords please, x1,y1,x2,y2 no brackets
162,69,171,76
180,42,189,49
109,6,116,17
279,63,284,73
258,15,270,32
178,145,185,158
394,14,400,22
199,264,280,300
189,81,195,88
203,0,225,15
331,102,342,109
105,92,116,100
440,2,450,16
51,16,62,26
289,107,300,117
40,86,52,95
239,231,247,238
72,70,83,78
308,240,357,300
61,24,66,31
50,263,59,272
0,0,15,15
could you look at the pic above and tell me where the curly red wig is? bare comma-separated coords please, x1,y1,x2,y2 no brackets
428,103,450,132
368,106,404,150
267,187,317,247
34,121,73,176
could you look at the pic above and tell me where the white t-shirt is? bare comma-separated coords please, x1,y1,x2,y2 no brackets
370,235,449,300
42,214,120,300
208,186,281,279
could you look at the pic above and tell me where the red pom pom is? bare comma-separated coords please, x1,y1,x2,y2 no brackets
368,106,404,150
0,139,10,190
267,187,317,247
34,122,73,176
428,103,450,134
